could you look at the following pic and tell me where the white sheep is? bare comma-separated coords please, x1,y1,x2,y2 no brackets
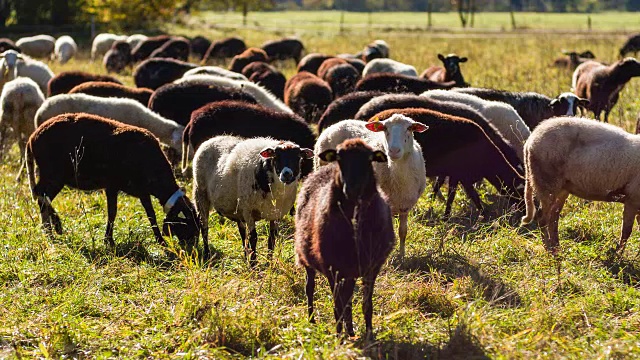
192,135,313,265
91,33,127,61
126,34,148,50
421,89,531,160
0,50,53,95
182,66,248,81
16,35,55,58
521,116,640,255
362,58,418,78
34,93,184,155
53,35,77,64
315,114,428,260
174,74,293,114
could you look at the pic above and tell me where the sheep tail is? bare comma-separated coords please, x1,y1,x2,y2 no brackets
181,134,189,174
520,150,535,225
25,142,36,196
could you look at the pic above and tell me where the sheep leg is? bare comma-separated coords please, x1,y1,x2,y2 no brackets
444,179,459,218
461,181,486,217
617,204,638,254
362,271,378,340
536,193,556,250
195,195,211,261
245,221,258,267
305,267,316,323
327,275,342,334
267,220,278,256
604,109,611,123
236,221,246,241
104,189,118,248
547,191,569,254
339,278,356,337
398,212,408,260
139,194,166,246
431,176,446,200
32,181,63,235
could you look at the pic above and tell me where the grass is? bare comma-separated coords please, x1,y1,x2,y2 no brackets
2,12,640,358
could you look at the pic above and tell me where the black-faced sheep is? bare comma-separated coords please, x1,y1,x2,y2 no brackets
295,138,394,338
317,91,384,134
421,53,468,87
68,81,153,107
363,58,418,77
572,58,640,122
355,73,456,94
620,33,640,58
92,33,127,61
190,35,211,61
0,50,53,95
47,71,122,97
131,35,171,63
0,38,20,53
53,36,77,64
133,58,197,90
229,47,269,73
202,37,247,64
26,113,200,252
16,35,55,59
149,37,190,62
103,40,132,74
261,38,304,64
193,136,312,264
284,72,333,124
242,62,286,100
297,53,332,74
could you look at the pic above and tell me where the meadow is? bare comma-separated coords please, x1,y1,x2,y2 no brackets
1,11,640,359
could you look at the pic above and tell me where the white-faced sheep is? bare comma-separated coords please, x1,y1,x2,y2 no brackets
362,58,418,77
315,114,427,260
16,35,55,59
295,138,394,338
91,33,127,61
53,35,77,64
0,50,53,95
193,135,313,265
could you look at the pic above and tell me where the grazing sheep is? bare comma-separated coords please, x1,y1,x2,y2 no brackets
242,62,286,100
285,72,333,124
183,66,248,81
361,39,390,62
133,58,197,90
297,53,332,74
317,58,348,79
0,50,53,95
421,53,468,87
241,61,275,78
148,80,257,126
261,38,304,64
26,113,200,252
0,38,20,53
131,35,171,63
69,81,153,106
126,34,148,50
47,71,122,97
552,50,596,71
34,94,184,156
103,40,132,73
295,138,394,338
452,88,588,129
193,136,312,264
182,100,315,176
317,91,384,134
343,57,366,74
316,114,427,260
202,37,247,63
620,33,640,58
149,37,190,62
355,73,456,94
190,35,211,60
16,35,55,59
92,33,127,60
572,58,640,122
521,117,640,255
324,63,360,98
229,47,269,73
362,58,418,77
53,35,77,64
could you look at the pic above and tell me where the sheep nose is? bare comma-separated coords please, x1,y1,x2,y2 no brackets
279,167,294,184
388,147,401,160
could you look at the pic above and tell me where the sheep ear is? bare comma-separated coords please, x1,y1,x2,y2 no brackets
371,150,387,163
549,99,559,107
438,53,445,61
319,149,338,162
365,121,385,132
578,98,590,107
259,148,276,158
459,57,468,63
410,123,428,133
299,148,314,159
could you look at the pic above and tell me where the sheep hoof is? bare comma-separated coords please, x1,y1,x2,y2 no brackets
52,216,63,235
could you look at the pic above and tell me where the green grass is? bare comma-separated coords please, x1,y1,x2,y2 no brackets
2,13,640,358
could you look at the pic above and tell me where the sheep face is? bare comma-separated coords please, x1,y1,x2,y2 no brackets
550,93,590,116
365,114,428,161
0,50,22,81
162,194,200,248
437,53,467,78
259,142,313,185
619,58,640,76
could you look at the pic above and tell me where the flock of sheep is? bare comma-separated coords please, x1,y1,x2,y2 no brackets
2,30,640,338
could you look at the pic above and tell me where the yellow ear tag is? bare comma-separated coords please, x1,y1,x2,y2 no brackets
178,212,187,219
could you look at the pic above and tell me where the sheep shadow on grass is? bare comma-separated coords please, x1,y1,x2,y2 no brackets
602,255,640,287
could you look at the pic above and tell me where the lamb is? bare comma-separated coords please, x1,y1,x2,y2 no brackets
261,37,304,64
355,73,456,94
133,58,197,90
68,81,153,106
190,35,211,61
52,35,77,64
126,34,148,50
131,35,171,63
229,47,269,73
202,37,247,64
421,53,468,87
34,93,184,156
193,135,312,264
92,33,127,61
0,50,53,95
284,72,333,124
103,40,132,73
619,33,640,57
47,71,122,97
572,58,640,122
16,35,55,59
295,138,394,338
297,53,332,74
242,62,286,100
521,117,640,255
149,37,190,62
317,91,384,134
26,113,201,254
362,58,418,77
0,38,20,53
183,66,248,81
315,114,426,260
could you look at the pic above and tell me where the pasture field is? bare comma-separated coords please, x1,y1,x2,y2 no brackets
2,15,640,359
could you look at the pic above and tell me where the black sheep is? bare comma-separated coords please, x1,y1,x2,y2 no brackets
229,47,269,73
355,73,456,94
0,38,21,53
323,63,360,98
620,33,640,58
202,37,247,64
297,53,332,74
131,35,171,63
47,71,122,97
284,72,333,124
103,40,132,74
190,35,211,61
149,37,190,62
242,62,286,100
133,58,197,90
261,38,304,64
317,91,384,134
68,81,153,107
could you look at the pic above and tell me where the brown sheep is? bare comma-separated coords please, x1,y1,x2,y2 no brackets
68,81,153,106
202,37,247,64
47,71,122,97
229,48,269,73
284,72,333,124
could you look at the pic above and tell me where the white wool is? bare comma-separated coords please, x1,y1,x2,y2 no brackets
16,35,55,58
126,34,148,50
0,77,44,160
54,36,77,64
0,50,53,95
362,58,417,77
92,33,127,61
34,93,184,154
182,66,248,81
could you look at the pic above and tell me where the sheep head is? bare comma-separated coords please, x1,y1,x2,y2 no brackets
365,114,428,161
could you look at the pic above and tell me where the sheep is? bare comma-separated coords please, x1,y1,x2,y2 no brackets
572,58,640,123
0,38,20,53
355,73,456,94
317,91,384,134
193,135,313,264
295,138,394,338
183,66,248,81
34,93,184,156
53,35,77,64
173,74,293,114
323,63,360,98
126,34,148,50
47,71,122,97
16,35,55,59
131,35,171,63
297,53,332,74
343,57,366,74
315,114,427,260
26,113,201,253
0,50,53,95
92,33,127,61
190,35,211,61
242,62,286,100
229,47,269,73
241,61,275,78
421,89,530,160
362,58,418,77
202,37,247,64
261,37,304,64
552,50,596,71
68,81,153,107
284,72,333,124
521,117,640,255
317,58,349,79
620,33,640,58
182,100,315,176
421,53,468,87
103,40,132,73
361,39,390,62
452,88,588,129
149,37,190,62
148,80,257,126
133,58,197,90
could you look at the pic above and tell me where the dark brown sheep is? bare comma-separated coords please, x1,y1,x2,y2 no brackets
229,47,269,73
149,37,190,62
131,35,171,63
295,138,394,338
47,71,122,97
317,58,348,79
103,40,132,74
189,35,211,61
202,37,247,64
0,38,20,53
421,53,468,87
317,91,384,134
68,81,153,106
323,63,360,98
261,38,304,64
620,33,640,58
133,58,197,90
297,53,332,74
355,73,456,94
242,62,286,100
26,113,202,254
552,50,596,71
284,72,333,124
